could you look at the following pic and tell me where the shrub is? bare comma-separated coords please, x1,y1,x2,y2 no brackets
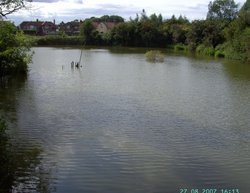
35,35,85,46
215,44,226,58
145,50,165,62
196,44,215,56
0,21,32,77
215,50,225,57
174,44,188,51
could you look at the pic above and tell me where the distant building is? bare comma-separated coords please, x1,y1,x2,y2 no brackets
92,21,118,35
18,19,119,36
19,20,57,35
58,20,82,36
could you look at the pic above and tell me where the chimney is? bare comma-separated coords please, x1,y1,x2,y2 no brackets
53,19,55,24
36,19,39,22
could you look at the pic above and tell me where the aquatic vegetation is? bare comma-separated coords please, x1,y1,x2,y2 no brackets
145,50,165,62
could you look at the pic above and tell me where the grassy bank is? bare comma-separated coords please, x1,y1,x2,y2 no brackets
30,35,85,46
29,34,249,63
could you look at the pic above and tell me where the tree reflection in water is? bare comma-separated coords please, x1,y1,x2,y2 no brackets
0,119,54,193
0,76,53,193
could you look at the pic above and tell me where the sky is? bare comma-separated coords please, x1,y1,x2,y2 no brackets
7,0,247,25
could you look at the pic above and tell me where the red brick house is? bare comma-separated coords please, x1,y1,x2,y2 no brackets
19,20,57,35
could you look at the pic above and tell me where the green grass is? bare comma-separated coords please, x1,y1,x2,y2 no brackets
174,44,188,51
28,35,85,46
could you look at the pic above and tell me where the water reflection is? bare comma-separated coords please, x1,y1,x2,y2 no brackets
0,76,52,193
223,60,250,80
1,47,250,192
0,75,27,122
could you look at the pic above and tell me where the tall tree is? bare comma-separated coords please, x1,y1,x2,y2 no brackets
240,0,250,13
80,19,95,44
0,0,31,18
207,0,238,22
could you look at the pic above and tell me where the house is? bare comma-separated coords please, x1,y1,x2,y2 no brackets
19,20,57,35
58,20,82,35
40,21,57,35
92,21,118,35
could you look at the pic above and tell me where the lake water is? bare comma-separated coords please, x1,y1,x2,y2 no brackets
0,47,250,193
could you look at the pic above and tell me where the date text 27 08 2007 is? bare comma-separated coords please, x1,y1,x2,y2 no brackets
179,189,240,193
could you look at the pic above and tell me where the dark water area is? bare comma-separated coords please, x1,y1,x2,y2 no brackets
0,47,250,193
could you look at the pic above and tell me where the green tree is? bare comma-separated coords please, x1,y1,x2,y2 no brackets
111,12,168,47
149,13,163,26
207,0,238,22
169,24,188,44
110,15,124,22
223,0,250,61
240,0,250,13
80,19,95,44
0,21,32,76
99,15,125,22
111,22,134,46
140,9,148,22
202,20,224,47
186,20,206,50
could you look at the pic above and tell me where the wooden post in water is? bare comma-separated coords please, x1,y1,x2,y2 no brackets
78,49,83,66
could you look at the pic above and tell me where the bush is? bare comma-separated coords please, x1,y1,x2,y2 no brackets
0,21,32,77
35,35,85,46
215,44,226,58
174,44,188,51
215,50,225,58
145,50,165,62
196,44,215,56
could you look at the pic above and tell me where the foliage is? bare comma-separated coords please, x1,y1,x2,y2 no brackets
186,20,206,50
240,0,250,13
0,21,32,77
174,44,188,51
186,19,224,50
80,19,95,44
223,1,250,61
207,0,238,22
0,0,31,17
224,27,250,61
5,0,248,62
145,50,165,62
196,44,215,56
89,15,124,23
35,35,84,46
111,22,136,46
214,44,226,57
111,12,171,47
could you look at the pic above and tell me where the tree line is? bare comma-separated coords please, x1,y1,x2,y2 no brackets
1,0,250,77
80,0,250,61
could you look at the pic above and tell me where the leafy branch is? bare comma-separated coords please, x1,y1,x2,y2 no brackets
0,0,31,18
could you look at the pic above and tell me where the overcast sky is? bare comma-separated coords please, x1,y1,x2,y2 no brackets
7,0,246,25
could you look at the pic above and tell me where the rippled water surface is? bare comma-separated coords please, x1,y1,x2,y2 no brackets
1,47,250,193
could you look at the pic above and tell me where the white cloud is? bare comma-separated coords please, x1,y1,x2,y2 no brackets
7,0,247,24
